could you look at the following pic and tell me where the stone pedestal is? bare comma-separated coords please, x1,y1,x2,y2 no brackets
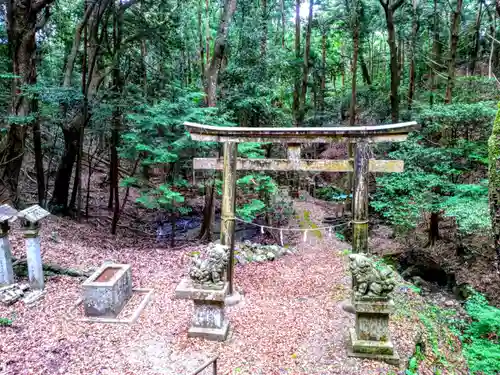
0,222,14,285
175,278,230,341
24,226,44,290
347,297,399,365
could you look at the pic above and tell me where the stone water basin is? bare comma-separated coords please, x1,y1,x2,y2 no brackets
82,263,132,318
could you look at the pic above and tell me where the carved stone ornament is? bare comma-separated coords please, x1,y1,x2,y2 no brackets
189,243,229,289
349,253,396,299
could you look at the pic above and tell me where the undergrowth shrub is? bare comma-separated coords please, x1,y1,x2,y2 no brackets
455,292,500,374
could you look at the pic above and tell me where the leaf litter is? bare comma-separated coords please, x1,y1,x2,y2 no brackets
0,201,466,374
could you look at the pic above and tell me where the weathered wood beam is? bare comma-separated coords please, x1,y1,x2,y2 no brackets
184,121,420,144
193,158,404,173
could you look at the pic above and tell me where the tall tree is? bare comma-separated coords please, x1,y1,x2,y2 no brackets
199,0,237,241
379,0,405,123
348,0,360,126
50,0,111,213
407,0,420,110
0,0,54,205
444,0,464,104
469,0,482,75
292,0,301,125
297,0,314,126
204,0,237,106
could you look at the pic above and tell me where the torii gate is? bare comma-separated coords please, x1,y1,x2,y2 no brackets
184,121,420,295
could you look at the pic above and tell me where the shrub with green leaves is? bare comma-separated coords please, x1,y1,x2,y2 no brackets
458,292,500,374
372,102,496,235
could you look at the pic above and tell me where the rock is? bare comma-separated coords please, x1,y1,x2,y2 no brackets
444,300,455,307
254,255,266,262
266,252,275,260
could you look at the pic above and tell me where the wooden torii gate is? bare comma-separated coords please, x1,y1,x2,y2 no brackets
184,121,420,295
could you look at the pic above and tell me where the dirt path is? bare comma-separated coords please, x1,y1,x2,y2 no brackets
0,202,417,375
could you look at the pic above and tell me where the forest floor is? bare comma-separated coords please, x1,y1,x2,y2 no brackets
0,199,468,375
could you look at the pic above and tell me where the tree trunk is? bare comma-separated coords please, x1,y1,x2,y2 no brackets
281,0,286,48
51,0,111,212
204,0,237,107
33,113,45,206
261,0,267,58
444,0,463,104
469,1,482,75
360,52,371,86
297,0,314,127
350,14,359,127
50,126,80,212
205,0,210,67
199,0,237,240
489,13,496,78
110,1,124,235
489,103,500,268
198,0,205,88
380,0,405,123
407,0,419,110
0,0,54,206
199,178,216,242
428,212,440,246
320,32,327,110
292,0,301,126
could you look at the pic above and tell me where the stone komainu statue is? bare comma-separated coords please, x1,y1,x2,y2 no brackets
189,243,229,288
349,253,396,299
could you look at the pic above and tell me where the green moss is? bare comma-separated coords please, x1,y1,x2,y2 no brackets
488,102,500,223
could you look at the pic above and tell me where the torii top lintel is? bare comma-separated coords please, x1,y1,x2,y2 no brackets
184,121,420,144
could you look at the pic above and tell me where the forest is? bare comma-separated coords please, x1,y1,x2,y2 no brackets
1,0,500,373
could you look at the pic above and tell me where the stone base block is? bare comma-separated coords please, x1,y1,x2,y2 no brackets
225,291,243,306
188,319,230,341
348,328,399,365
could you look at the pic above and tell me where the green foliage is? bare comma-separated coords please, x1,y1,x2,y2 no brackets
442,183,491,234
136,182,191,216
456,292,500,375
237,199,266,222
315,186,351,202
236,174,277,221
405,345,424,375
0,318,13,327
0,313,15,327
373,102,496,234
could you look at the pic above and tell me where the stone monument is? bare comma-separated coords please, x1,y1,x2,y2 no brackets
175,243,230,341
18,205,51,290
0,205,17,286
347,253,399,365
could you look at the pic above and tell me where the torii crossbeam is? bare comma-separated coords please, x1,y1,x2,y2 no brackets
185,121,420,295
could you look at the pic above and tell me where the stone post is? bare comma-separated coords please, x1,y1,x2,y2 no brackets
18,205,51,291
0,204,18,286
24,222,44,290
0,221,14,285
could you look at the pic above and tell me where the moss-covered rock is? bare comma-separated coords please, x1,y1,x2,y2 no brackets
234,241,296,265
